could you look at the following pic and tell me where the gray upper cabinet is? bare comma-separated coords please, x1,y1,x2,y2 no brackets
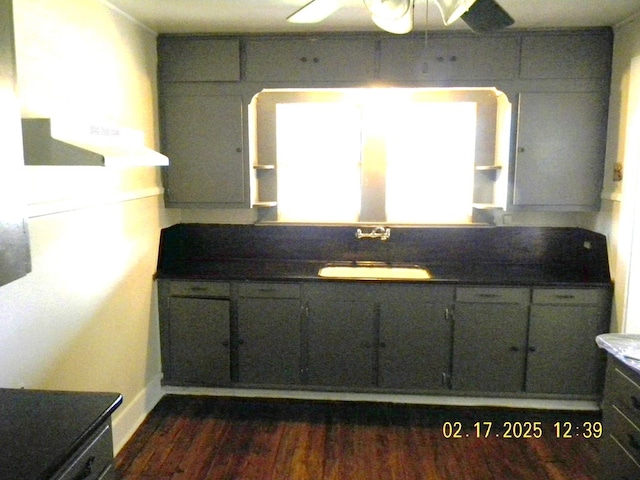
379,35,519,82
512,91,608,210
519,32,612,80
244,37,376,82
158,37,240,82
161,93,246,207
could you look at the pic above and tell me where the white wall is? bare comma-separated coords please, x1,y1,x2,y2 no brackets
0,0,178,453
594,12,640,332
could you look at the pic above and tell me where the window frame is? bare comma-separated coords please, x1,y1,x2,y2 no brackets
252,87,509,225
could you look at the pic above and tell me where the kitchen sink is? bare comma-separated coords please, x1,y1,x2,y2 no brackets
317,263,431,280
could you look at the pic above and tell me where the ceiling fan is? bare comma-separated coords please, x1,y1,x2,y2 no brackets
287,0,514,34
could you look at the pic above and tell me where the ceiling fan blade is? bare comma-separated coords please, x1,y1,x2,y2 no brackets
287,0,341,23
434,0,513,32
460,0,514,32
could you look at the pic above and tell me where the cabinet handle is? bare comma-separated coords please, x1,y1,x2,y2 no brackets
300,56,307,62
517,147,526,153
73,455,95,480
222,340,230,348
477,293,500,298
554,294,575,299
379,342,387,348
631,396,640,410
528,346,537,352
509,346,520,352
628,434,640,451
189,286,209,292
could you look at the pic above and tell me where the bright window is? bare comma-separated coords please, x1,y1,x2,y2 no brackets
252,88,509,224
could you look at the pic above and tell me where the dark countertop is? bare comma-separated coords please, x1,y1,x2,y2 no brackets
156,258,610,286
156,224,613,287
0,389,122,480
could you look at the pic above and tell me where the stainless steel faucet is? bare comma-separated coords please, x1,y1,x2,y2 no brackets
355,226,391,241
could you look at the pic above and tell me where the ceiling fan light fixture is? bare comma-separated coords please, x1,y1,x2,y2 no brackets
287,0,341,23
364,0,413,34
371,10,413,34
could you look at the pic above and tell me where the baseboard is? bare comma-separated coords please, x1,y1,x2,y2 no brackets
111,374,164,455
161,385,600,411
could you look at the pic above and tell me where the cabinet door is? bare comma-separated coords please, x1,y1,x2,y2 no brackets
237,296,302,385
245,38,376,82
162,94,246,206
519,32,612,80
512,92,607,210
452,300,529,392
379,299,452,390
379,35,518,82
306,297,375,388
158,37,241,82
167,297,231,386
526,291,608,394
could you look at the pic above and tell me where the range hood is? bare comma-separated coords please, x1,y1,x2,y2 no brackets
21,118,169,167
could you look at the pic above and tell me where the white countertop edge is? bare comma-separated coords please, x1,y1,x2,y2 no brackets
596,333,640,375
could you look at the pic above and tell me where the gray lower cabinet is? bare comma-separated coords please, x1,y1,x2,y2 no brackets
237,283,302,385
452,286,610,395
160,281,231,386
304,284,376,388
303,283,454,390
600,357,640,480
377,285,454,390
526,288,610,394
451,287,530,392
158,280,610,397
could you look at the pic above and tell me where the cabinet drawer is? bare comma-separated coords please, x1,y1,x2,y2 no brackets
245,38,376,82
377,284,455,304
606,360,640,426
303,283,375,302
532,288,606,305
55,423,113,480
238,283,300,298
169,281,231,298
600,435,640,480
456,287,529,304
610,405,640,466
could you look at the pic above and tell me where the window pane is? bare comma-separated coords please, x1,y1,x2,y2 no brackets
385,102,477,223
276,103,362,223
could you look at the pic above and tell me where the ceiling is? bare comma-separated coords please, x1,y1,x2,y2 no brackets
105,0,640,34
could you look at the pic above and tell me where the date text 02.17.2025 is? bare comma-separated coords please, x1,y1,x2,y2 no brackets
441,421,602,439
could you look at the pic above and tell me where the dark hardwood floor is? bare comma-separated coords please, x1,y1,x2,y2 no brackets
115,395,602,480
